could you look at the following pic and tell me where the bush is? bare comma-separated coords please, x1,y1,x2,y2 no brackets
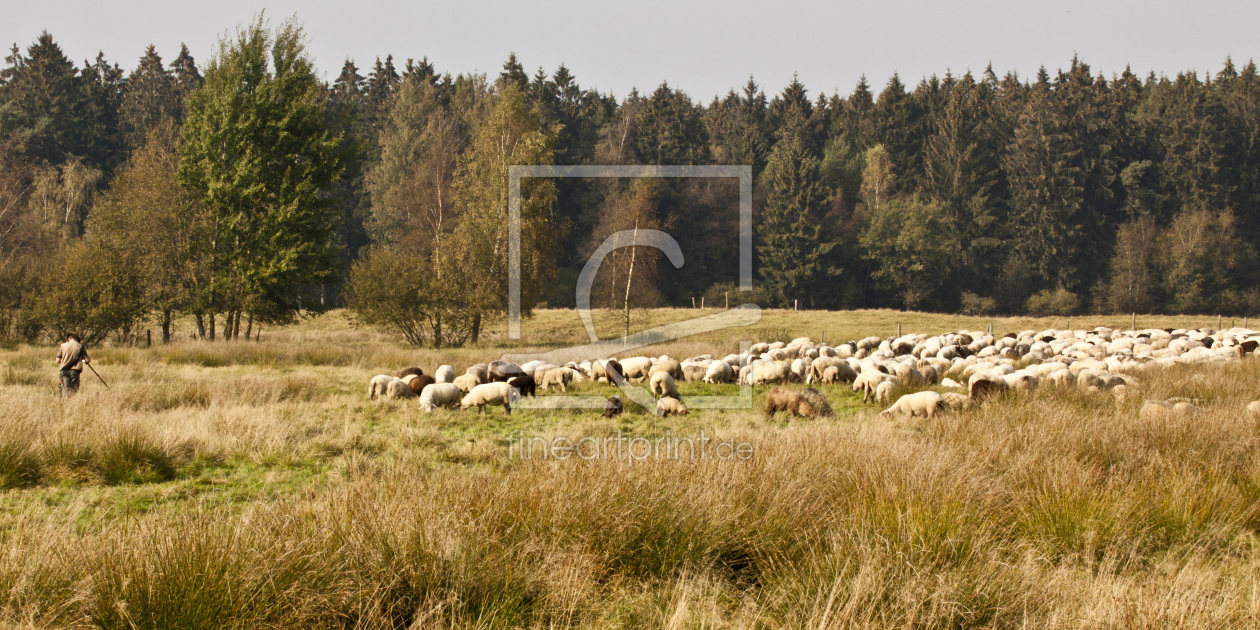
345,247,479,347
1026,287,1080,316
959,292,999,316
30,242,146,344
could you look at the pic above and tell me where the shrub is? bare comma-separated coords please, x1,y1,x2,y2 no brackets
1026,287,1079,316
959,292,999,316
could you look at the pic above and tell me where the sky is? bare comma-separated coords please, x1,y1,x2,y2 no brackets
5,0,1260,103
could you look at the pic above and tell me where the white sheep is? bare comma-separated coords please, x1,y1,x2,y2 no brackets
452,373,481,394
535,366,574,392
649,371,681,400
852,371,896,403
880,391,945,419
385,378,412,400
460,382,519,415
419,383,462,411
368,374,393,399
618,357,654,382
1247,401,1260,419
875,380,895,405
750,361,791,386
434,365,456,383
656,397,688,416
703,360,734,384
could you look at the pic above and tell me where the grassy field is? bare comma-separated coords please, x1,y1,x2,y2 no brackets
0,308,1258,628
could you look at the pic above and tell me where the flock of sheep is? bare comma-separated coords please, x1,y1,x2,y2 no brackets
367,325,1260,419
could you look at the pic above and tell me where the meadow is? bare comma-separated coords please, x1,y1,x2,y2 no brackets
0,308,1257,629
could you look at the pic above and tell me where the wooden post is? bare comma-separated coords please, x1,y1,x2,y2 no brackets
794,299,798,311
701,297,704,309
897,323,901,337
692,296,696,309
725,292,729,309
146,329,151,347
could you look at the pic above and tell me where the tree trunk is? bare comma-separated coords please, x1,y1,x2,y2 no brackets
244,313,253,340
232,311,242,340
161,310,172,344
434,313,442,349
471,312,481,344
624,219,639,344
209,312,216,341
195,313,206,340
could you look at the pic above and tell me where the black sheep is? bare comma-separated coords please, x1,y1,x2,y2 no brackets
508,374,536,397
603,395,623,418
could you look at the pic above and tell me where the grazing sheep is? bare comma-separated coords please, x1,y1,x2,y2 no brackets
968,373,1009,402
941,392,973,411
617,357,654,382
656,397,688,416
880,391,945,419
596,359,625,383
751,361,792,386
604,395,623,418
649,371,681,400
941,377,963,389
453,374,480,394
419,383,461,411
800,387,834,417
434,365,456,383
875,380,895,405
764,386,815,418
507,374,536,397
368,374,393,400
821,366,840,384
703,361,734,384
488,361,524,382
1247,401,1260,419
397,367,424,379
385,378,412,400
404,374,436,396
461,382,518,415
465,363,489,382
852,371,896,403
649,359,684,381
681,362,709,382
535,366,573,392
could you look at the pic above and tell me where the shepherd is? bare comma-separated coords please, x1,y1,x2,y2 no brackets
56,333,91,397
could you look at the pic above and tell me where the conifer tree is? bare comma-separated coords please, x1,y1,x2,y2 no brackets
757,112,839,307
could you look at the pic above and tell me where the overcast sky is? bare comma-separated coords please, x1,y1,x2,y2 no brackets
5,0,1259,102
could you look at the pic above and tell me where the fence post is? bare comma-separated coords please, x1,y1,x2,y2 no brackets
897,323,901,338
701,297,704,309
1132,313,1136,331
692,296,696,309
146,329,151,348
794,299,798,311
725,292,729,309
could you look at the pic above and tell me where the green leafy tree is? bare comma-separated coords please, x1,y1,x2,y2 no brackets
859,196,956,310
178,15,346,338
449,83,560,339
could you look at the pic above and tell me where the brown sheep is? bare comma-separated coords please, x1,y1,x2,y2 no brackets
764,386,815,418
800,387,834,418
405,374,436,396
397,366,425,379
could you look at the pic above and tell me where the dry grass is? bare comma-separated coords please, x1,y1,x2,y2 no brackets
0,308,1257,628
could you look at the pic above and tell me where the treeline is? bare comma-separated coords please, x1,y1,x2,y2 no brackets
2,16,1258,346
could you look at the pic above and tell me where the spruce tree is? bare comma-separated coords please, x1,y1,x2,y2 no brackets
120,45,178,150
757,112,839,307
